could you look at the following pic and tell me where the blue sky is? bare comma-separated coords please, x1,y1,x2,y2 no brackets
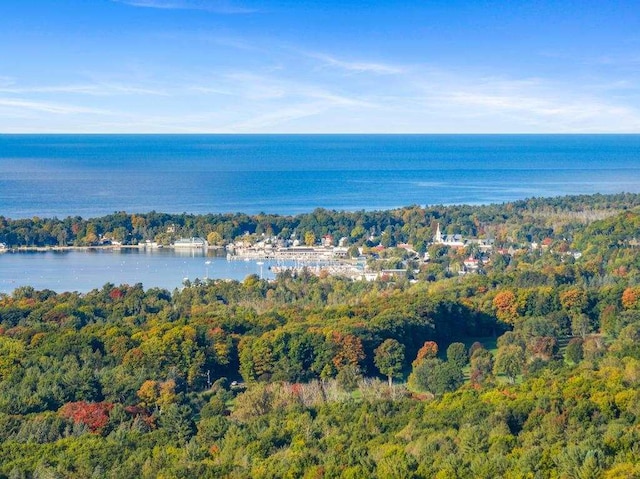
1,0,639,133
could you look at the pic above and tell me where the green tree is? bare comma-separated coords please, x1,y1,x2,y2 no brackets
375,445,418,478
409,358,463,395
350,224,366,240
159,404,195,445
493,344,524,384
207,231,223,246
571,313,591,339
336,364,362,392
446,342,468,370
565,338,584,364
374,339,406,386
469,348,494,385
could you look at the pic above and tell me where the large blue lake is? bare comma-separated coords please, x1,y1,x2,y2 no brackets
1,134,639,293
2,134,640,218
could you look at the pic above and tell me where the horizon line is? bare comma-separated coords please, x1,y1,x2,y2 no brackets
2,132,640,135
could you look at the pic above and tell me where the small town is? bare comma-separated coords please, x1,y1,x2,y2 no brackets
215,222,584,281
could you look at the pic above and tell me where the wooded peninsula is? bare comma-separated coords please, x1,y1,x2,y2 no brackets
1,192,640,478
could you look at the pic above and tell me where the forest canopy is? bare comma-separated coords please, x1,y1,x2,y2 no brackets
2,192,639,249
1,193,640,477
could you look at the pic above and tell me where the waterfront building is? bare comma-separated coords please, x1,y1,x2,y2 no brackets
173,237,207,248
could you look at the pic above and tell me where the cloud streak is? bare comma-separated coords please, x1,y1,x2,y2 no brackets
305,52,404,75
435,74,640,132
111,0,256,14
0,98,114,116
0,83,167,96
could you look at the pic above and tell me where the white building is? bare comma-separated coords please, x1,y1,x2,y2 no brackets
433,223,465,247
173,237,207,248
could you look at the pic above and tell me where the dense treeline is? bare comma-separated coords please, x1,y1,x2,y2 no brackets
1,195,640,477
2,192,639,248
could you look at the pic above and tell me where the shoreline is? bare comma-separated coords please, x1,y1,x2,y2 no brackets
2,244,226,253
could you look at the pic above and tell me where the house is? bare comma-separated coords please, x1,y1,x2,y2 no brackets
463,256,480,270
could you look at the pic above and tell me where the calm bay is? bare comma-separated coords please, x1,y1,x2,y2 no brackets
0,249,275,295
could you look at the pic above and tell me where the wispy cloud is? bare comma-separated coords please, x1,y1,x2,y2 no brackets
0,83,168,96
226,103,330,131
0,76,15,88
0,98,114,115
305,52,404,75
111,0,256,14
409,71,640,132
219,71,374,107
588,54,640,66
187,85,235,96
168,70,377,132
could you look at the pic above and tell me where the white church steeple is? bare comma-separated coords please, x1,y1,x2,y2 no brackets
434,222,443,243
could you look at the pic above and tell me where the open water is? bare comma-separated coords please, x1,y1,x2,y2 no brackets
1,134,639,293
2,134,640,218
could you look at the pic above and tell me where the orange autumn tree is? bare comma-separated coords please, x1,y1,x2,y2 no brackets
559,287,588,316
412,341,438,367
330,332,365,370
137,380,159,409
492,290,518,324
622,287,640,310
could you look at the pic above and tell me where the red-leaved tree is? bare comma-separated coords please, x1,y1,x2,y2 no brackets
59,401,113,433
